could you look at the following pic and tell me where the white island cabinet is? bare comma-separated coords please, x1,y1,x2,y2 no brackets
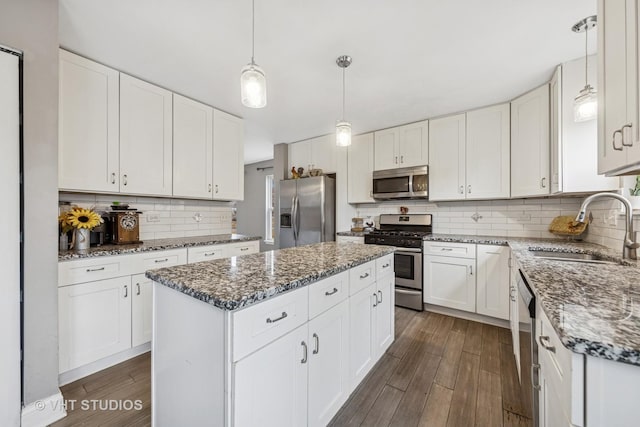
150,246,394,427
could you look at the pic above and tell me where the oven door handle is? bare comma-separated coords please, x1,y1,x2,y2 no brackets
395,248,422,254
395,288,421,295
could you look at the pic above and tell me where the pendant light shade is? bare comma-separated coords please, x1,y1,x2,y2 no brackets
241,62,267,108
241,0,266,108
336,55,352,147
572,15,597,122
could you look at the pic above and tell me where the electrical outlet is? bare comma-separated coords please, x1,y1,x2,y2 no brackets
147,214,160,223
193,212,202,223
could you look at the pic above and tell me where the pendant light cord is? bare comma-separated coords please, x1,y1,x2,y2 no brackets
342,66,346,120
584,22,588,86
251,0,255,64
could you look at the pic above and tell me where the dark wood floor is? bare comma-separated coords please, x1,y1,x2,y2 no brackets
52,308,532,427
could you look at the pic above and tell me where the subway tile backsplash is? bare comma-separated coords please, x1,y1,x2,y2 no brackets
59,192,234,241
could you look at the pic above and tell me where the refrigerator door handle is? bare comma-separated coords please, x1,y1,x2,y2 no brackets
295,196,301,243
291,195,298,242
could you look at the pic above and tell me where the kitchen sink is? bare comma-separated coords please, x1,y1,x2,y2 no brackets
529,250,618,264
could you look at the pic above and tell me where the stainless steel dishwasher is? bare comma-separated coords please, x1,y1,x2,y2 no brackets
517,270,538,427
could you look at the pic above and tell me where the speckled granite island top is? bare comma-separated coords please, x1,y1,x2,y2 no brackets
59,234,261,261
146,242,394,311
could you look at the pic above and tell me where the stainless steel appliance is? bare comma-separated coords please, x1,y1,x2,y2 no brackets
372,165,428,200
279,176,336,248
517,270,538,427
364,214,432,311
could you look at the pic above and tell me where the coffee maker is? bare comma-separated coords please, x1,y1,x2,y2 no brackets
90,219,108,246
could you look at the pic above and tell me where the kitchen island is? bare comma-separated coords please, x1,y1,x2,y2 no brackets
146,242,395,427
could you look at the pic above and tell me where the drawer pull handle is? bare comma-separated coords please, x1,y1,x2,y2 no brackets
136,283,141,296
313,333,319,355
266,312,288,324
240,247,249,251
204,252,217,257
301,341,308,364
86,267,105,272
325,287,338,296
359,272,370,279
441,248,453,251
538,335,556,353
155,258,169,263
382,263,390,268
124,285,128,298
532,363,541,391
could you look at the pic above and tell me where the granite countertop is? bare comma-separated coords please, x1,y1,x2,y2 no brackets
422,233,640,366
59,234,261,261
146,242,394,311
337,230,370,237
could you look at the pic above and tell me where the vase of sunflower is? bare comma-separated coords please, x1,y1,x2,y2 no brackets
61,206,104,253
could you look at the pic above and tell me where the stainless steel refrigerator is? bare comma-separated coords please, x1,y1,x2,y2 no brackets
279,176,335,248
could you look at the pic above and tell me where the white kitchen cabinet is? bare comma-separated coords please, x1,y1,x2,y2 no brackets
551,60,618,194
119,73,173,196
58,49,120,193
428,114,466,200
336,235,365,244
465,104,510,199
539,368,570,427
289,134,338,175
374,120,429,171
597,0,640,175
131,273,153,348
225,240,260,257
373,273,394,359
509,254,521,379
511,84,550,198
347,132,375,203
58,276,132,373
475,245,510,321
307,299,350,427
424,253,476,313
348,282,376,388
234,324,308,427
213,109,244,201
172,94,214,199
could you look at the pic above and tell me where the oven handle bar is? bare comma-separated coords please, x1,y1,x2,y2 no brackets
395,247,422,254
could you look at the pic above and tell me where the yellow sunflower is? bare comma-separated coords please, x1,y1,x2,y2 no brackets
67,207,103,230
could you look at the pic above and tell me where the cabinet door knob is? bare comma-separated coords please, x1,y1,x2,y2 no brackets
622,123,634,147
612,129,624,151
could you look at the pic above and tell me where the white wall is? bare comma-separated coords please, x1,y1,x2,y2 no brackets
236,160,272,252
0,0,60,410
59,193,233,241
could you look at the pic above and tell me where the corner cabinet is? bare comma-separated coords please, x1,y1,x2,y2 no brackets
347,133,375,203
58,50,120,192
213,109,244,201
511,84,550,197
288,134,338,176
119,73,173,196
374,120,429,171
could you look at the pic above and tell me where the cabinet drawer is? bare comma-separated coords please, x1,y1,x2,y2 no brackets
308,271,348,319
424,241,476,258
130,249,188,274
349,260,376,295
376,254,394,278
232,287,309,362
187,245,227,263
59,256,132,287
226,241,260,257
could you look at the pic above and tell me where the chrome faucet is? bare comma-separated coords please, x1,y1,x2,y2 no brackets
575,192,639,260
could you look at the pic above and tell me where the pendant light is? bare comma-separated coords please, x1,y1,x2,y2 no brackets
336,55,352,147
572,15,597,122
240,0,266,108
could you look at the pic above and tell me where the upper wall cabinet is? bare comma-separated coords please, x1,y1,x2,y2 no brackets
213,109,244,201
429,105,509,201
551,61,618,194
373,120,429,171
511,84,550,198
597,0,640,175
289,134,337,175
347,133,375,203
59,50,120,192
173,94,214,199
119,74,173,196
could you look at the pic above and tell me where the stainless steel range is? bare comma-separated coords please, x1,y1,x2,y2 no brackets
364,214,432,311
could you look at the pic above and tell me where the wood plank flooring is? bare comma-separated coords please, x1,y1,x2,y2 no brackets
52,308,532,427
329,308,533,427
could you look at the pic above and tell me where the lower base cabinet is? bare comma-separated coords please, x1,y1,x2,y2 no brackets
424,254,476,312
131,274,153,347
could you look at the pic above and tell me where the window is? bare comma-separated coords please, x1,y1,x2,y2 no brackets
265,175,275,244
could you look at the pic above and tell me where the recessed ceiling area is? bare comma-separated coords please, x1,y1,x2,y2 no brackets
59,0,596,164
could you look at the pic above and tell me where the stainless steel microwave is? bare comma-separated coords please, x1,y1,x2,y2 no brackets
372,165,428,200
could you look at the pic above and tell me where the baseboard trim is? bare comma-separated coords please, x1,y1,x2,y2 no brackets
423,304,511,329
59,342,151,386
21,390,66,427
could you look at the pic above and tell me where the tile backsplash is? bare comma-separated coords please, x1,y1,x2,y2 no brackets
59,192,234,241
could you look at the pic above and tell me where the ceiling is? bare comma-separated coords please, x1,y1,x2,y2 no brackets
59,0,596,164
